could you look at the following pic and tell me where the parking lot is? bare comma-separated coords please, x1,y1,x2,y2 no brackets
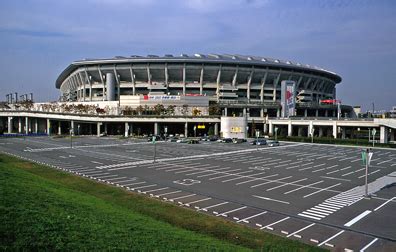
1,136,395,251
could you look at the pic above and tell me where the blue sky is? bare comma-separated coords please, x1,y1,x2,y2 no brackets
0,0,395,111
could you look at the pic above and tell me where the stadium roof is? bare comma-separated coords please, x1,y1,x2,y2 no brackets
56,54,342,88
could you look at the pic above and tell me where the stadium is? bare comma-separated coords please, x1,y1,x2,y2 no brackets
56,54,346,118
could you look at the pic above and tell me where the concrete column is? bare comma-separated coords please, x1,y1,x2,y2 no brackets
380,126,388,144
7,117,12,133
70,121,75,136
243,108,247,117
25,117,29,134
130,123,133,136
308,121,313,137
325,110,329,117
304,109,308,117
287,121,292,137
276,109,281,118
260,108,264,117
18,118,22,133
332,121,337,139
315,109,319,117
298,127,303,137
184,122,188,137
97,122,101,137
154,122,159,135
269,121,273,136
390,129,394,142
341,127,346,139
47,119,51,135
104,123,108,134
319,127,324,137
214,123,219,136
58,122,62,135
224,107,228,116
264,123,268,134
125,122,129,137
34,119,38,133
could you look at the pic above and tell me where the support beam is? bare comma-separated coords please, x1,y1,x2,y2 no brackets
113,67,120,101
184,122,188,137
97,122,101,137
269,121,274,136
47,119,51,135
214,123,219,136
34,118,38,133
247,68,254,101
216,65,222,102
78,72,86,102
154,122,159,135
84,69,92,101
287,121,292,137
125,122,129,137
147,64,152,85
18,117,22,133
260,71,268,102
182,63,186,95
232,66,239,87
273,72,281,101
332,121,337,139
7,117,12,134
58,122,62,135
129,65,136,95
380,126,388,144
98,67,105,101
199,65,204,95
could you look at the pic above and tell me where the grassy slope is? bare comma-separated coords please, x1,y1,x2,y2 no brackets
0,154,325,251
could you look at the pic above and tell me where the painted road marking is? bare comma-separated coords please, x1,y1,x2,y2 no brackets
303,183,341,198
318,230,345,247
284,180,324,194
168,194,196,201
130,184,157,190
261,217,290,230
253,195,290,204
183,197,212,206
236,174,279,185
236,211,267,223
155,190,182,197
250,176,293,188
344,210,372,227
360,238,378,252
200,202,229,211
266,178,308,191
217,206,247,217
143,187,169,193
286,223,315,238
374,197,396,211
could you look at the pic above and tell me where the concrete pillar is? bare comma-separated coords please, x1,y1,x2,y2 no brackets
184,122,188,137
34,119,38,133
130,123,133,136
47,119,51,135
304,109,308,117
308,121,313,137
319,127,324,137
104,123,108,134
390,129,394,142
214,123,219,136
18,118,22,133
70,121,75,136
332,122,337,139
380,126,388,144
325,110,328,117
260,108,264,118
7,117,12,133
287,121,292,137
341,127,346,139
243,108,247,117
276,109,280,118
58,122,62,135
264,123,268,134
97,122,101,137
315,109,319,117
269,121,274,136
298,127,303,137
125,122,129,137
154,122,159,136
224,107,228,116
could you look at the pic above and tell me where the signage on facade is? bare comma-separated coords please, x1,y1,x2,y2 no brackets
281,80,296,118
143,95,181,101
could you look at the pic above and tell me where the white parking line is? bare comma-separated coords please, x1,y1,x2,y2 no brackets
217,206,247,216
130,184,157,190
223,172,267,183
261,217,290,230
318,230,345,247
155,190,182,197
253,195,290,204
209,170,251,180
199,202,228,211
286,223,315,238
123,181,146,186
266,178,308,191
344,210,371,227
184,197,212,205
236,211,267,223
95,174,118,179
360,238,378,252
284,180,324,194
106,176,127,181
184,166,226,176
236,174,279,185
143,187,169,193
303,183,341,198
168,194,196,201
250,176,293,188
374,197,396,211
197,168,238,178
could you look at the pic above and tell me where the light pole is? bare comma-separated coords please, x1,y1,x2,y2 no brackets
152,135,157,163
372,128,376,147
70,128,73,148
363,148,373,197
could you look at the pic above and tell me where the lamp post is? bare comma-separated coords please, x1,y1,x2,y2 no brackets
70,128,73,148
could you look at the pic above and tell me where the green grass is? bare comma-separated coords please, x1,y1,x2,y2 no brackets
0,154,325,251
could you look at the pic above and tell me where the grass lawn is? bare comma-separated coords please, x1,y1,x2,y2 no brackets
0,153,325,251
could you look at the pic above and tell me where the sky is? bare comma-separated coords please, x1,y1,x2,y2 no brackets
0,0,395,111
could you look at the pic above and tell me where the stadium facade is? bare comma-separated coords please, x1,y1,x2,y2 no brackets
0,54,395,143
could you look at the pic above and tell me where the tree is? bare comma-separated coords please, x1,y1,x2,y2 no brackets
136,105,144,115
153,104,165,115
181,104,189,116
192,108,201,116
209,104,221,115
166,105,175,115
208,126,214,136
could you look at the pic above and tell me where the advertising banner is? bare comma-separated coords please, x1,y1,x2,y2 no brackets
281,80,296,118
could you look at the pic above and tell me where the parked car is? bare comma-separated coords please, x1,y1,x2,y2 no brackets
209,136,219,141
167,137,178,142
267,140,280,147
187,139,200,144
222,138,233,143
232,138,247,144
251,139,267,145
176,138,188,143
